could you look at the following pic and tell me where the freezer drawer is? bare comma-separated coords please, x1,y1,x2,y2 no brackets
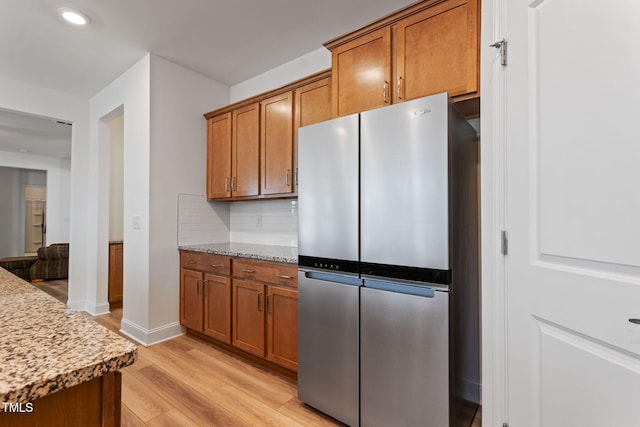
298,270,360,427
361,283,450,427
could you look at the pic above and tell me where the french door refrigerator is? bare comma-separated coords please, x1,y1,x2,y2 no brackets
297,93,479,427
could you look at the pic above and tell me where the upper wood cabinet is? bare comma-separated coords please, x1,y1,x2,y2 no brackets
326,0,479,117
331,27,391,117
206,104,259,200
395,0,479,102
206,113,231,199
205,70,331,201
260,92,293,195
232,103,260,197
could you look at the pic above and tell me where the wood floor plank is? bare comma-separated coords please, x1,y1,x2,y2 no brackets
121,370,173,422
129,366,252,427
145,409,200,427
121,403,147,427
133,340,228,395
206,384,303,427
277,398,344,427
185,348,295,409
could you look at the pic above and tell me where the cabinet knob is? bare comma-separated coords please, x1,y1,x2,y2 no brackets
383,81,389,103
397,77,403,100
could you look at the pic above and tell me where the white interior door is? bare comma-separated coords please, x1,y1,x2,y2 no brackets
504,1,640,425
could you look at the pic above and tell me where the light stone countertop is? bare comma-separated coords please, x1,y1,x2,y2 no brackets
0,268,137,404
179,242,298,264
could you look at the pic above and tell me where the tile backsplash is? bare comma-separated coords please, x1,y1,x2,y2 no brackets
230,200,298,247
177,194,298,247
177,194,230,246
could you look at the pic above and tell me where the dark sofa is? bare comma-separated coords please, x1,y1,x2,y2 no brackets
30,243,69,280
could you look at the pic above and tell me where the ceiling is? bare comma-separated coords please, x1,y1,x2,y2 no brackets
0,0,417,159
0,108,72,159
0,0,417,98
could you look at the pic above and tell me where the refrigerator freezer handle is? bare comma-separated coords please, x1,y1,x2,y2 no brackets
363,279,437,298
301,270,362,287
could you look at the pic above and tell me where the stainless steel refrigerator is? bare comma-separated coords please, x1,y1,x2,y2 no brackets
297,93,480,427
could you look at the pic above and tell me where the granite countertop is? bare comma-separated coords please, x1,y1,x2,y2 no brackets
0,268,137,404
179,242,298,264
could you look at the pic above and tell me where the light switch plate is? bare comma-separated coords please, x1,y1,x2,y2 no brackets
132,215,142,230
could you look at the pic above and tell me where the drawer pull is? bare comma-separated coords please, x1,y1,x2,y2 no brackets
188,260,197,265
209,264,222,268
242,268,255,273
276,274,293,280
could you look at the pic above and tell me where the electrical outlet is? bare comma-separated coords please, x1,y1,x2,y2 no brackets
132,215,142,230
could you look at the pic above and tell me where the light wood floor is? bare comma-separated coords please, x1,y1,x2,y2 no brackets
32,279,481,426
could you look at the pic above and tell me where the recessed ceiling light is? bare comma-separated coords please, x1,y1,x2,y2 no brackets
58,7,91,26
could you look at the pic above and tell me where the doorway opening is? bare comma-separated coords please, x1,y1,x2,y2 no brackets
24,184,47,255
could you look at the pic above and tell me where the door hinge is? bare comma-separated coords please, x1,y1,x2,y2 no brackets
490,38,507,66
501,230,508,255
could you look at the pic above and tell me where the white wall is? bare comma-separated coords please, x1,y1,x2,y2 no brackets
89,55,152,321
147,54,229,338
230,48,330,102
0,152,71,246
0,74,90,307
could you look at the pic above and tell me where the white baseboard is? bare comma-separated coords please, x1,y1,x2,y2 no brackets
72,300,110,316
120,318,184,347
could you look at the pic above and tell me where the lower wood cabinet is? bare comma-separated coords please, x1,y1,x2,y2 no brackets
180,252,232,343
204,273,232,343
180,251,298,373
180,268,204,332
232,279,266,356
266,286,298,371
108,242,123,306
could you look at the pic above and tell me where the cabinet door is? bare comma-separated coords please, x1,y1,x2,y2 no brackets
266,286,298,372
261,91,293,195
294,77,331,190
232,279,265,356
395,0,479,102
331,27,391,117
207,113,232,199
180,268,203,332
232,103,260,197
108,243,123,305
203,273,232,344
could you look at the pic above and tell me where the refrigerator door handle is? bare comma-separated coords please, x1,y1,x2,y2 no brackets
363,279,437,298
301,270,361,287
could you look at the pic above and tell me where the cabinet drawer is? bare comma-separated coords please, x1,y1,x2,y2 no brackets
233,259,298,288
181,252,231,275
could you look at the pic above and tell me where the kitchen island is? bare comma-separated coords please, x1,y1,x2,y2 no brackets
0,267,137,426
